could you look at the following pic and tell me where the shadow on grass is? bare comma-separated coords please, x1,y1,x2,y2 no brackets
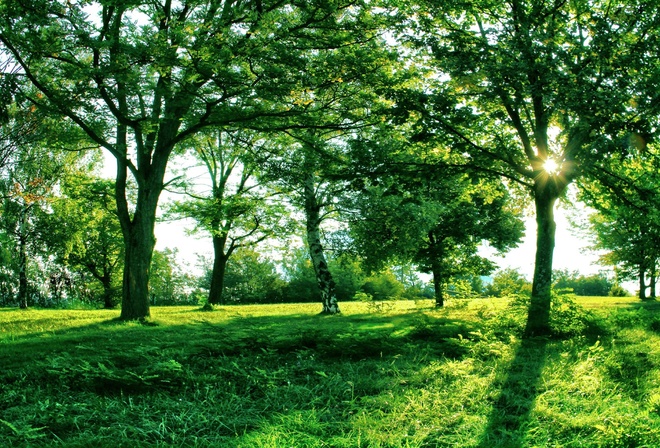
1,309,476,370
478,337,549,448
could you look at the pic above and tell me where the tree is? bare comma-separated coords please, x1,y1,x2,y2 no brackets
0,141,79,308
150,248,197,305
400,0,660,334
348,170,524,306
0,0,384,319
485,268,533,298
580,141,660,299
45,173,124,308
167,130,287,307
204,247,286,304
280,247,364,303
553,268,614,297
589,207,660,299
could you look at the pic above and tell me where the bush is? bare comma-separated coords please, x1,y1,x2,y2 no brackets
361,269,405,300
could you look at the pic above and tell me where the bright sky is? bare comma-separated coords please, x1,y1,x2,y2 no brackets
496,206,604,280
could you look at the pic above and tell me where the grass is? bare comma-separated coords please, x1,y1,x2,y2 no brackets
1,297,660,447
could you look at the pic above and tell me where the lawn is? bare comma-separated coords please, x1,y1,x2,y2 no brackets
1,297,660,447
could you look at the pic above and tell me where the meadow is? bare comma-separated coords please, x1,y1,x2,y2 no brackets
1,297,660,447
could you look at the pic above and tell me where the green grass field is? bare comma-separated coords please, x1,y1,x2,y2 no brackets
1,297,660,447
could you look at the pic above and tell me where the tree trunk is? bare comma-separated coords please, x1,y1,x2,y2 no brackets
431,257,445,307
650,260,656,300
17,214,28,309
525,187,558,337
102,276,115,309
119,210,157,320
208,234,230,305
639,265,647,300
304,174,339,315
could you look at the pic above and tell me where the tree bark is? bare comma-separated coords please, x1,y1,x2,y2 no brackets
17,211,28,309
525,186,558,337
650,260,656,300
304,173,339,315
101,275,115,309
208,234,231,305
639,264,647,300
119,209,157,320
431,256,445,307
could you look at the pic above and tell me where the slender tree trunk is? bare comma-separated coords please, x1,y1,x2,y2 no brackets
17,213,28,309
639,264,647,300
651,260,656,300
525,187,558,337
431,258,445,307
304,173,339,315
208,234,231,305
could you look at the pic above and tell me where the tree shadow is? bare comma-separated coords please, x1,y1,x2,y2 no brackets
478,336,549,448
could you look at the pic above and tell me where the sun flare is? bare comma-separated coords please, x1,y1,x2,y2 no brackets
543,158,560,174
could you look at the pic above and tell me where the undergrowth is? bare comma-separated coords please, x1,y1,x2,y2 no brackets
1,298,659,447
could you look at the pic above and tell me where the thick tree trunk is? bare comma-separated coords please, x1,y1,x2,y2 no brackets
119,210,157,320
431,258,445,307
525,188,558,337
304,174,339,315
102,276,115,309
208,234,230,305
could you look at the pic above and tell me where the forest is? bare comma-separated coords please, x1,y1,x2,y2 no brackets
1,0,660,446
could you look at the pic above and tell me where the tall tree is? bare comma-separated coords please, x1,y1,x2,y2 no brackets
0,0,383,319
399,0,660,334
168,130,287,306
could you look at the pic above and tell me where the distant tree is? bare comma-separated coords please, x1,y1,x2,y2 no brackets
553,269,613,296
168,130,288,307
361,269,405,301
348,172,524,307
45,174,124,308
580,143,660,300
0,142,79,308
486,268,532,298
281,247,365,303
150,248,196,305
206,248,286,304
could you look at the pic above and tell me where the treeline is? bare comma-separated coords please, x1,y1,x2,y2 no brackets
0,241,630,309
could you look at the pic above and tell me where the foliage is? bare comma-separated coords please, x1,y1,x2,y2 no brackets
149,249,199,306
2,299,660,447
347,164,524,306
360,269,405,301
552,268,632,297
579,143,660,299
44,173,124,308
200,248,287,305
485,268,533,298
